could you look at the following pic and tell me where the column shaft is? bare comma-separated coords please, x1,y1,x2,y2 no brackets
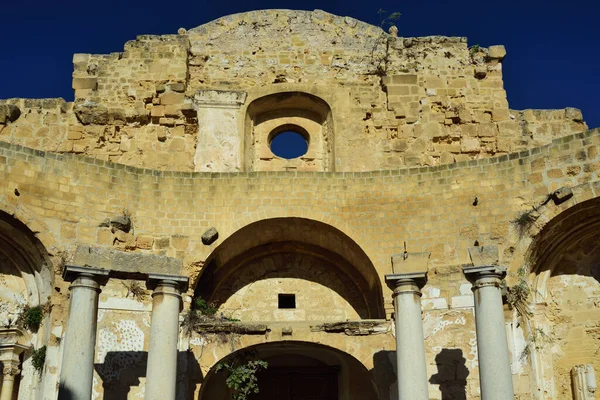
145,280,183,400
465,266,514,400
59,267,108,400
1,365,19,400
387,274,429,400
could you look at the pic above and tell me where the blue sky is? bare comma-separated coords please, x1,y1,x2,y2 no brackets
1,0,598,129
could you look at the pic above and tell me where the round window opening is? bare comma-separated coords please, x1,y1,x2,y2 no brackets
269,126,309,159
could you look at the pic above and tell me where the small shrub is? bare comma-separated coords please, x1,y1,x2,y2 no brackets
19,305,45,333
192,297,218,316
32,346,46,373
122,281,147,302
502,266,532,320
216,359,268,400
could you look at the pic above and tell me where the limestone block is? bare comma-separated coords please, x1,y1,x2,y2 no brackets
151,106,165,118
72,78,98,90
73,245,182,275
391,252,430,274
168,82,186,93
72,53,90,64
467,245,499,266
160,92,185,105
164,105,181,117
422,122,442,138
392,139,408,152
460,137,480,153
477,123,497,137
565,107,584,122
169,137,185,151
74,101,109,125
488,45,506,60
492,108,510,122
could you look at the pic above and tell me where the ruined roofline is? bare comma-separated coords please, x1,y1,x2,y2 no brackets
66,9,471,61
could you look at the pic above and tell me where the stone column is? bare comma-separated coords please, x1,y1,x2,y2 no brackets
58,265,109,400
144,274,189,400
463,265,514,400
0,329,28,400
0,345,27,400
386,269,429,400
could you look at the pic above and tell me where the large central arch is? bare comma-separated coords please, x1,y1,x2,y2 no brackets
195,217,385,320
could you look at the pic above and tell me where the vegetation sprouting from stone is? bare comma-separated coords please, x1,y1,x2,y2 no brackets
502,266,532,320
215,353,268,400
368,9,401,77
18,304,47,333
122,281,147,302
182,296,219,335
32,345,46,373
193,296,218,316
521,328,554,361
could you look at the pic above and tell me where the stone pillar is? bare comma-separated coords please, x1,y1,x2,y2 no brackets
58,266,109,400
1,363,19,400
572,364,597,400
144,274,189,400
463,265,514,400
386,269,429,400
0,346,27,400
0,329,28,400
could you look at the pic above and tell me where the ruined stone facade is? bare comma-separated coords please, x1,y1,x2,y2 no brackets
0,9,598,400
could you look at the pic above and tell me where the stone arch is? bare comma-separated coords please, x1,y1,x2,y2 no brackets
506,181,600,278
522,194,600,398
526,196,600,302
0,210,53,315
244,90,334,172
197,341,379,400
195,217,385,320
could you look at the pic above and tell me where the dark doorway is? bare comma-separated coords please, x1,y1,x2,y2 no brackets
254,366,339,400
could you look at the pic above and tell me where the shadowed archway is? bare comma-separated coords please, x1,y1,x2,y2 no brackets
198,341,379,400
194,218,385,320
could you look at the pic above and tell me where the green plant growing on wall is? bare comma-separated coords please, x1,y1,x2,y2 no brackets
193,296,218,317
520,327,554,361
368,9,401,77
215,358,268,400
181,296,220,335
31,345,46,373
502,266,532,320
18,304,48,333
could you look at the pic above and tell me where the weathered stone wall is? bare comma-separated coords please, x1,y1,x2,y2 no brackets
1,125,599,398
0,10,588,174
0,9,598,400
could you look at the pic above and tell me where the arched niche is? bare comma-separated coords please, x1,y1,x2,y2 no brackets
198,341,379,400
529,197,600,300
526,197,600,398
195,218,385,320
244,91,334,172
0,210,52,325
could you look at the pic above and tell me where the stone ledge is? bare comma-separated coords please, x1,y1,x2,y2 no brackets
310,320,390,336
194,322,268,334
73,245,182,276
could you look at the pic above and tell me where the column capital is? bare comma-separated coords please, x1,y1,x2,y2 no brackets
62,265,110,285
462,265,506,285
146,273,189,293
2,364,20,377
385,272,427,296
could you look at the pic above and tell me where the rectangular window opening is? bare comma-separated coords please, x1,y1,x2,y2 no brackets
278,293,296,309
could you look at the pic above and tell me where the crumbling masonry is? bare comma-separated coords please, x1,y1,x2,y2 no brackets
0,9,598,400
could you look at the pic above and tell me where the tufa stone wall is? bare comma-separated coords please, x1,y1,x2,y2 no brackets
0,10,588,173
0,9,598,400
